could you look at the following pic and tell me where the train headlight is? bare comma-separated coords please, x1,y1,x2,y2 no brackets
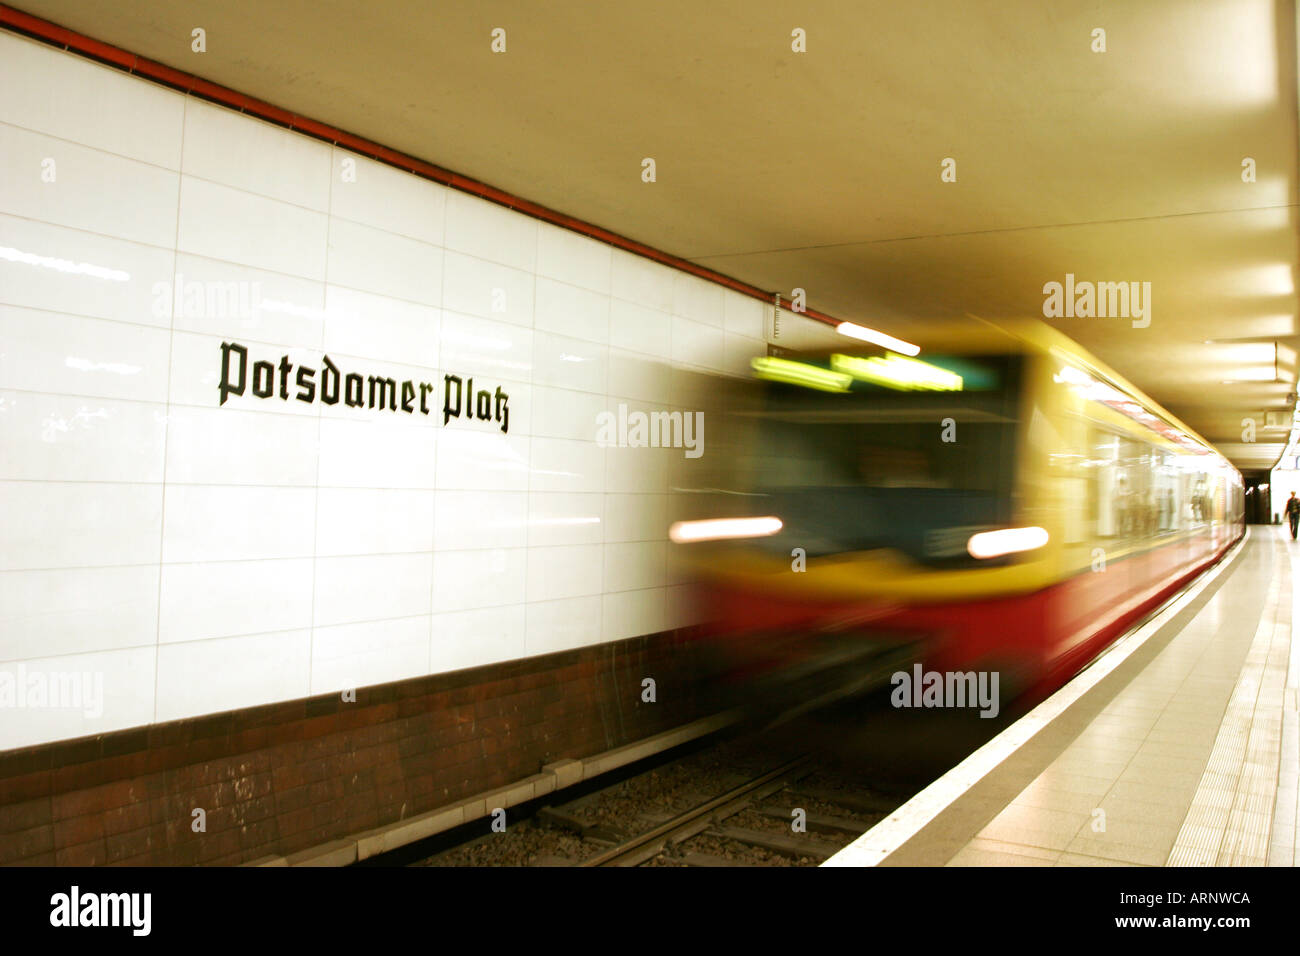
966,526,1049,559
669,516,784,543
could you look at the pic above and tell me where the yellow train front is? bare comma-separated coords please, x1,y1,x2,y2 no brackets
671,319,1244,715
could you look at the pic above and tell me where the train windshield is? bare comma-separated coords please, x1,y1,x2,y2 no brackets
743,353,1022,565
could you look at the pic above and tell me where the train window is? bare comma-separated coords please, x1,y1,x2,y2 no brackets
1091,429,1121,539
1153,452,1180,535
742,354,1022,562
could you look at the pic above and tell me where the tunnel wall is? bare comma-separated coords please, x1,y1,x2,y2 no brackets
0,26,774,863
0,27,769,755
0,629,725,865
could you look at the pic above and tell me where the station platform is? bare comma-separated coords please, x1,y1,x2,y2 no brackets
825,526,1299,867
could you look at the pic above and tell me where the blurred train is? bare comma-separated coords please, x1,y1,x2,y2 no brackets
670,318,1244,714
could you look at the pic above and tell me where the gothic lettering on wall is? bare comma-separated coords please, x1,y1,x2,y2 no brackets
218,341,510,433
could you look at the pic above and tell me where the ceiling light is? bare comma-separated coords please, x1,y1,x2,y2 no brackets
831,353,962,391
835,322,921,357
751,356,852,392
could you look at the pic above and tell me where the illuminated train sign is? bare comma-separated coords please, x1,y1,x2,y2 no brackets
218,341,510,432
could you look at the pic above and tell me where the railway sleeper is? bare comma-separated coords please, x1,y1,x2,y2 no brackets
676,852,754,867
707,825,841,860
534,806,626,846
783,785,898,816
752,805,870,836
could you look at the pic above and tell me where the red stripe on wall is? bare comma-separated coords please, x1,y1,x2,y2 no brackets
0,3,845,328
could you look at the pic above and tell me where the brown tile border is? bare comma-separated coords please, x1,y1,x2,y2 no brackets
1,628,723,865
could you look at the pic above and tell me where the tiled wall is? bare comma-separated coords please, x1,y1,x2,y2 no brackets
0,30,771,752
0,629,725,866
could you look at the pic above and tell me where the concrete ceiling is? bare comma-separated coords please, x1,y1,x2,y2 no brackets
17,0,1300,469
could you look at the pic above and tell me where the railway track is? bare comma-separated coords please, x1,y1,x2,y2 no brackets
409,723,910,867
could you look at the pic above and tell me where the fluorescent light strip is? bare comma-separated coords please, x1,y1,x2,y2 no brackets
832,353,962,391
751,356,852,393
835,322,921,357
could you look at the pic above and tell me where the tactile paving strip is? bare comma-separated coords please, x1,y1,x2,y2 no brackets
1167,528,1293,866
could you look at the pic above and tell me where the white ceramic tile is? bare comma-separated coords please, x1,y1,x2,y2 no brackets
606,348,674,404
440,250,534,327
528,492,604,547
673,271,725,326
161,484,316,563
310,615,431,694
0,480,162,570
430,604,527,673
665,583,701,629
323,285,440,368
0,123,179,247
432,548,527,612
434,429,531,491
668,366,718,412
672,315,728,371
315,487,435,556
531,385,607,441
533,277,610,343
0,34,801,745
314,552,434,626
0,213,176,328
724,291,767,339
532,330,607,394
183,98,331,210
0,391,166,483
434,490,528,550
0,305,171,403
609,298,672,358
164,404,320,486
603,541,668,592
158,558,313,643
438,309,533,384
155,629,311,722
0,31,185,168
536,221,612,293
0,646,156,751
602,588,668,642
329,147,446,245
178,175,327,279
724,331,765,378
603,493,670,543
526,595,602,655
169,252,326,346
526,543,603,602
444,190,537,272
611,249,674,312
0,565,159,659
326,216,442,306
318,417,437,489
605,442,672,494
528,437,606,494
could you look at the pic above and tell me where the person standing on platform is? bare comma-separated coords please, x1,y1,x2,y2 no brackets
1287,492,1300,540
